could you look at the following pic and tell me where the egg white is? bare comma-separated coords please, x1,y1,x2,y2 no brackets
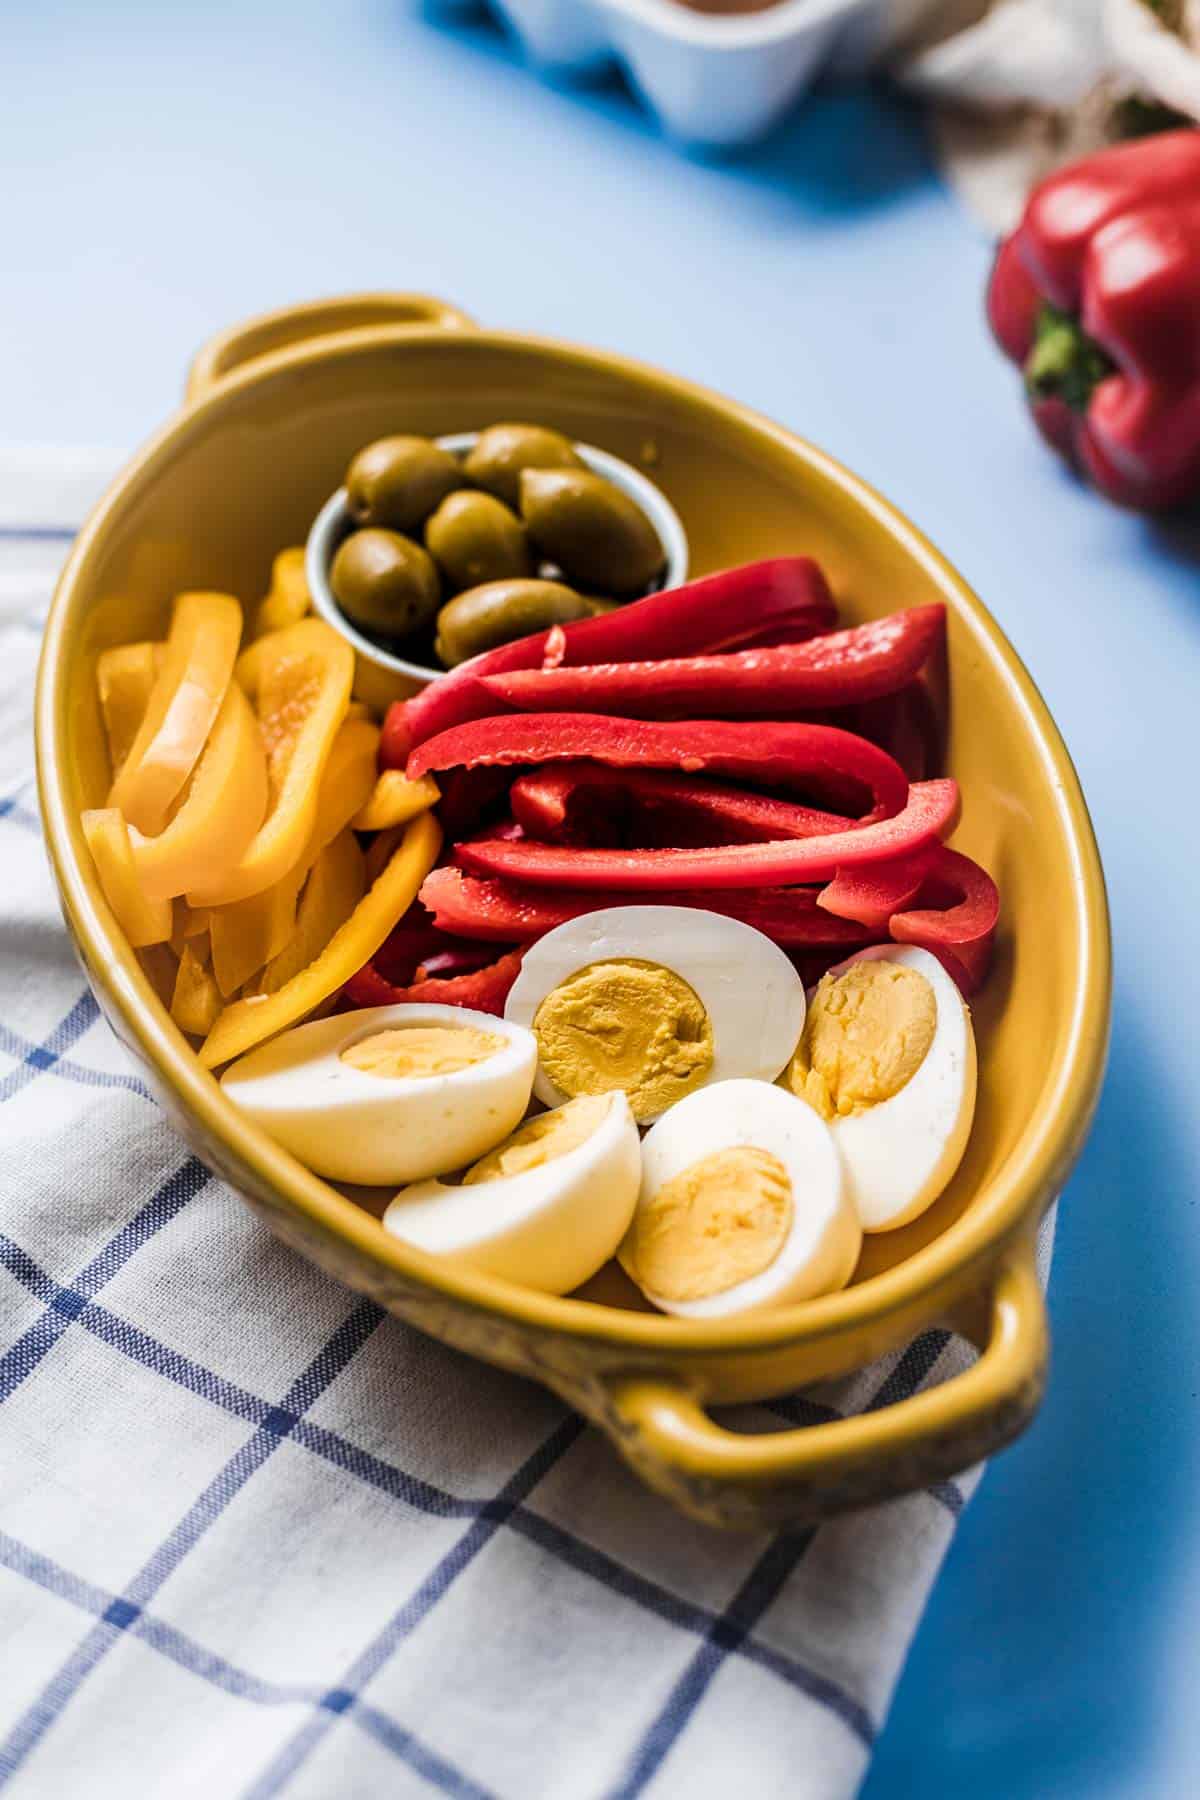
220,1003,537,1186
620,1078,860,1319
813,945,977,1233
504,905,805,1118
383,1091,641,1293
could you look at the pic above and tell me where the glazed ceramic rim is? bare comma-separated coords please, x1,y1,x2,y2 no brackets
570,0,871,53
36,322,1111,1356
305,433,689,687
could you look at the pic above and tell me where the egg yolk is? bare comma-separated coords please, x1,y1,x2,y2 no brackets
625,1146,793,1302
341,1025,504,1079
532,959,714,1123
786,961,936,1121
462,1093,610,1184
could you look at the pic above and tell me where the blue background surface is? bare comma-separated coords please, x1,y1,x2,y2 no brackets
4,3,1199,1793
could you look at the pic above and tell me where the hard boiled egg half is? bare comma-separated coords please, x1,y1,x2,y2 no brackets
384,1091,641,1293
504,905,805,1124
220,1003,537,1186
619,1079,860,1318
782,944,977,1232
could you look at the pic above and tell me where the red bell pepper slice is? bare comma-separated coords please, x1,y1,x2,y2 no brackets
414,943,513,981
817,851,935,930
369,906,451,986
342,948,524,1016
743,624,831,648
386,558,837,758
845,680,942,784
453,779,960,892
476,607,945,720
888,845,999,994
419,864,873,948
433,766,517,839
408,715,910,822
509,764,858,849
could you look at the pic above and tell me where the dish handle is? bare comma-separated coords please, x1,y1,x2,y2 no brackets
601,1239,1047,1530
184,292,477,404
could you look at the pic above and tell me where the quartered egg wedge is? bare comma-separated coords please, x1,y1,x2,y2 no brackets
619,1079,861,1319
782,944,977,1232
383,1091,642,1293
220,1003,537,1186
504,905,805,1124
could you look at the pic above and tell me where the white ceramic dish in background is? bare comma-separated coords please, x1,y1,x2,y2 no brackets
307,431,689,697
415,0,914,147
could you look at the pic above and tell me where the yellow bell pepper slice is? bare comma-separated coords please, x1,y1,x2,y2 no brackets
129,680,267,902
199,810,441,1069
252,548,310,639
188,619,353,907
97,642,165,779
255,830,366,996
82,808,173,948
137,943,180,1009
312,716,380,842
171,942,222,1037
203,713,377,993
344,700,370,722
169,902,210,957
109,592,243,835
362,825,404,886
168,908,187,957
351,769,440,832
234,614,348,708
208,874,303,997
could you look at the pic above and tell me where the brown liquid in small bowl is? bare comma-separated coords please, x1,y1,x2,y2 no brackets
667,0,788,13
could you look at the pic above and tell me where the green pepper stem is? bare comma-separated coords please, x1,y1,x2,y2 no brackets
1025,304,1114,412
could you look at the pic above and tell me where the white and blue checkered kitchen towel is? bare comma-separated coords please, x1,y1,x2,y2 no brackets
0,449,1053,1800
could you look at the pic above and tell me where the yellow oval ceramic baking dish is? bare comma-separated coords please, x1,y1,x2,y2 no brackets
35,293,1111,1531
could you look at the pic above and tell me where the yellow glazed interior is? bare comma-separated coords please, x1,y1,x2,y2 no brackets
35,306,1110,1524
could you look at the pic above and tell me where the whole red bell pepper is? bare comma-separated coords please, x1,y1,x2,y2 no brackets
888,845,999,994
476,607,945,721
988,129,1200,509
342,949,524,1016
419,864,873,948
385,558,837,758
452,779,960,891
509,764,858,848
408,715,911,821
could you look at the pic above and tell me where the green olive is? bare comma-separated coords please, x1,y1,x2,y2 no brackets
330,529,440,638
463,423,585,508
345,436,463,531
425,491,532,590
435,578,594,668
519,468,665,595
